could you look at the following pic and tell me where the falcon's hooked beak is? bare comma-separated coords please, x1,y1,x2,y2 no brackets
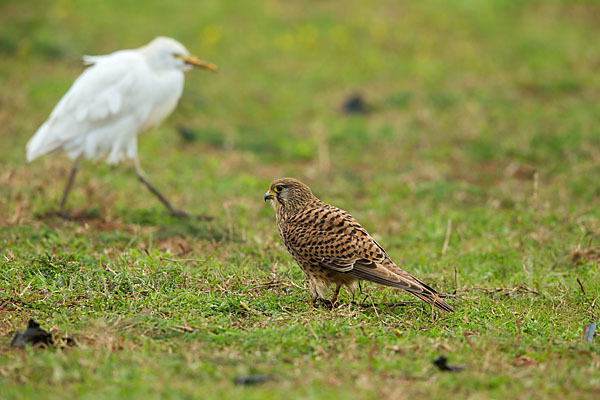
177,55,218,71
264,190,275,202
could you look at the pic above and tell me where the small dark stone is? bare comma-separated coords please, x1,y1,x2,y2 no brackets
433,355,463,372
177,125,197,142
342,93,367,114
10,319,76,349
233,374,272,385
10,319,54,348
583,322,596,343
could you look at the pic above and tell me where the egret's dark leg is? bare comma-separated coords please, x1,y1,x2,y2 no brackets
58,156,82,219
133,157,189,218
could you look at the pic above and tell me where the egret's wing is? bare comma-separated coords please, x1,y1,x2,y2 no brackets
82,51,128,66
26,50,151,163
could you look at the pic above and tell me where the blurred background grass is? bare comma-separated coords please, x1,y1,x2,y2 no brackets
1,0,599,206
0,0,599,398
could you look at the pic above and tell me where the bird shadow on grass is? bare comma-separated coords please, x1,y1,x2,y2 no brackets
33,206,228,242
311,297,423,311
36,208,103,221
119,208,227,242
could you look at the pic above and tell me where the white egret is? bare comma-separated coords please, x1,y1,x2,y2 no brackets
26,36,217,218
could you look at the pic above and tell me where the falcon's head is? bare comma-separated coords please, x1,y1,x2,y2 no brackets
264,178,315,213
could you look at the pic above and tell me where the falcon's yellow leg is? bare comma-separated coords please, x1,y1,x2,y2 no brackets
331,284,342,305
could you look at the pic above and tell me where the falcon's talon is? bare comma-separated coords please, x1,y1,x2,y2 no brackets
315,298,335,310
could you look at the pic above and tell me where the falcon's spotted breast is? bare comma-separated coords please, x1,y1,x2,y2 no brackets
264,177,454,313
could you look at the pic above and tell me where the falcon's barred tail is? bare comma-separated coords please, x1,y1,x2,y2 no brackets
405,274,455,313
347,262,455,312
411,292,455,313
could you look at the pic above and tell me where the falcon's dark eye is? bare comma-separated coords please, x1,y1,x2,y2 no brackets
273,185,284,193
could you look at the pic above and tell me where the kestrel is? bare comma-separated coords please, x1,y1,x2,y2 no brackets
264,178,454,312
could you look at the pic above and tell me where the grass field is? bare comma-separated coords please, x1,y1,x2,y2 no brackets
1,0,599,398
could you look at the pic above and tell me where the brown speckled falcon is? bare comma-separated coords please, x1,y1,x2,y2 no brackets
264,177,454,312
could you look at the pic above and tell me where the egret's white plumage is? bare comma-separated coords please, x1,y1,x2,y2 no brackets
27,36,213,164
26,37,216,217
